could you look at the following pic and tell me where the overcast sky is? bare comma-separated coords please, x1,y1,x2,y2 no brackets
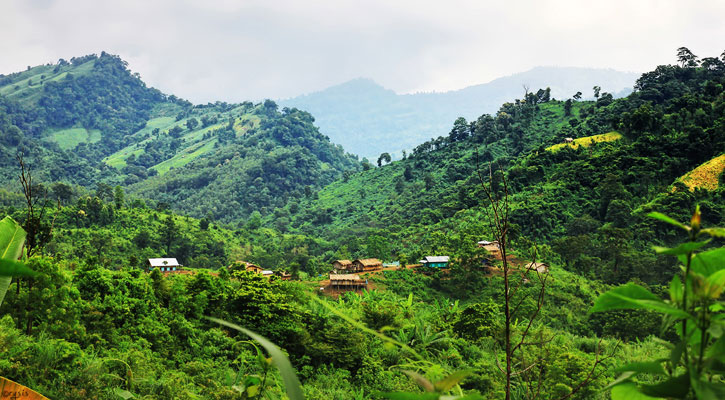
1,0,723,103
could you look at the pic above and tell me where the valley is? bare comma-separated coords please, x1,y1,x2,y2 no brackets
0,48,724,399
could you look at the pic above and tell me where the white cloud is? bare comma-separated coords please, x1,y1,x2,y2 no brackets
1,0,723,102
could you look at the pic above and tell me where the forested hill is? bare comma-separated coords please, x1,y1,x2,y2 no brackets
280,67,638,159
279,50,725,286
0,53,360,221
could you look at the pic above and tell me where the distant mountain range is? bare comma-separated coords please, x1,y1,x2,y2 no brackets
279,67,640,159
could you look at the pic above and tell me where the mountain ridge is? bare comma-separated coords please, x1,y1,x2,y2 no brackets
280,66,639,159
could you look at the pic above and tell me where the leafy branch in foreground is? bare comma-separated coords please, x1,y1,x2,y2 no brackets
0,216,34,307
591,206,725,399
309,294,478,399
206,317,305,400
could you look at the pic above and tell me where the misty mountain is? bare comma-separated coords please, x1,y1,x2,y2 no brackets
280,66,639,159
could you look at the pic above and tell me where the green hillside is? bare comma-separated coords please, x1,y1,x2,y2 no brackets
281,54,725,286
0,54,360,222
1,48,725,400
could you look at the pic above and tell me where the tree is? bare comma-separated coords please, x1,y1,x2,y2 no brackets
573,91,582,100
377,152,391,167
449,117,469,142
366,235,390,261
159,215,179,254
17,154,55,258
676,46,698,67
476,162,612,399
113,186,125,209
51,182,74,205
564,99,573,117
592,86,601,99
186,118,199,131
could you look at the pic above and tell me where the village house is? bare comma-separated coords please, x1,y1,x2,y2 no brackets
525,262,549,274
352,258,383,272
245,264,264,274
148,258,182,273
329,273,367,290
479,240,501,258
332,259,353,273
276,271,292,281
420,256,450,268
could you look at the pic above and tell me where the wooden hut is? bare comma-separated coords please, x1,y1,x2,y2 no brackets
329,274,367,290
480,241,501,258
332,259,353,273
245,264,264,274
352,258,382,272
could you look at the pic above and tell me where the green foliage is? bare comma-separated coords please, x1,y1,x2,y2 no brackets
0,216,28,306
592,208,725,399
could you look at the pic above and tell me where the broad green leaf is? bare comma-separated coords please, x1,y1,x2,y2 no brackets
700,227,725,238
647,212,688,231
434,370,474,392
590,283,690,318
706,269,725,293
611,383,658,400
689,248,725,277
246,385,259,397
669,276,682,304
604,371,636,391
670,341,685,366
653,240,708,255
114,389,135,400
0,216,27,307
377,392,440,400
691,378,725,400
708,321,724,339
614,361,666,375
706,336,725,359
639,374,689,398
206,317,304,400
0,259,36,278
402,370,434,392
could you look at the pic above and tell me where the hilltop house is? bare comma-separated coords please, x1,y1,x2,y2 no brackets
148,258,182,273
421,256,450,268
332,259,353,273
352,258,383,272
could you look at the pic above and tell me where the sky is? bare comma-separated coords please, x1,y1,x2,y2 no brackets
1,0,724,103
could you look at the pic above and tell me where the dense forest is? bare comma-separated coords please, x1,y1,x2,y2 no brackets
1,48,724,399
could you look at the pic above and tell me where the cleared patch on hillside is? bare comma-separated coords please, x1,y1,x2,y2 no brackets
151,140,218,175
678,153,725,191
546,131,622,152
46,127,101,150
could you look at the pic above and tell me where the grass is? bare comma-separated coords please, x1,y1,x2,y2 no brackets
46,127,102,150
678,153,725,191
546,131,622,152
104,112,259,171
0,60,95,105
151,139,218,175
